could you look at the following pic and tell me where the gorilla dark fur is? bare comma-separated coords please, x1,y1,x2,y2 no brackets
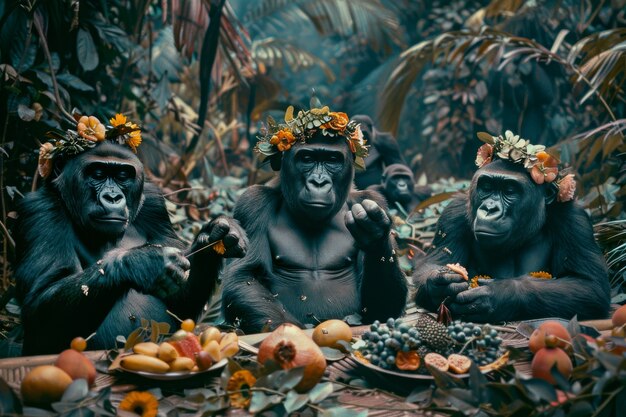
14,142,246,354
413,159,610,322
369,164,431,213
222,134,408,333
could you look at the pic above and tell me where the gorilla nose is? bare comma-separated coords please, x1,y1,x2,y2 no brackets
101,191,126,210
308,176,331,192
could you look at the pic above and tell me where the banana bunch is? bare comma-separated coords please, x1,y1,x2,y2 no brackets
120,326,240,374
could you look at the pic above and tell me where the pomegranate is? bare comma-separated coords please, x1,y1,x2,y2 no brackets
257,323,326,392
531,347,573,384
611,304,626,327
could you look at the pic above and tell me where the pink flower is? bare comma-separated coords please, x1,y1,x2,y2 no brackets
557,174,576,202
475,144,493,168
529,151,559,184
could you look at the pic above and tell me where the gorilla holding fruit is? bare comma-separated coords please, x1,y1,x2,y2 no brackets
14,114,247,355
222,106,408,333
413,131,610,322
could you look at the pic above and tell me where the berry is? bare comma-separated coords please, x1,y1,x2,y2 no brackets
181,319,195,332
70,337,87,352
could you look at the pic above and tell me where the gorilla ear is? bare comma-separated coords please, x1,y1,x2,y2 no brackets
544,183,558,205
269,153,282,171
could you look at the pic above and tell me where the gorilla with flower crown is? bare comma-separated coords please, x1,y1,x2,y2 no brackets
413,130,610,322
14,114,247,354
222,105,408,332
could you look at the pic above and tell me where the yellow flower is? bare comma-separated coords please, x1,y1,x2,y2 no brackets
38,142,54,178
77,115,105,142
269,129,296,152
470,275,491,288
212,240,226,255
227,370,257,409
126,125,142,152
118,391,158,417
110,113,128,127
322,112,349,132
530,271,552,279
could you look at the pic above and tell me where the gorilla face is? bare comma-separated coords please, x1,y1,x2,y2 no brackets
469,159,546,249
386,175,414,205
54,142,144,239
280,135,353,222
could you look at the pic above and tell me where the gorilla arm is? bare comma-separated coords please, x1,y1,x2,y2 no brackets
222,185,302,333
346,192,408,321
451,202,610,322
413,196,471,311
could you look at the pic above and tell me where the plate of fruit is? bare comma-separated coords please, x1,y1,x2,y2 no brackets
112,325,239,380
352,315,509,380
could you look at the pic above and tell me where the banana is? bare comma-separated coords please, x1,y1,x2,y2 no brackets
132,342,160,357
157,342,179,363
203,340,221,362
219,332,238,349
121,354,170,373
168,357,195,372
200,327,222,347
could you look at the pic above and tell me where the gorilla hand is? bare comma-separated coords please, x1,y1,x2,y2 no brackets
421,267,469,306
345,199,391,251
152,247,190,300
450,284,496,320
191,216,248,259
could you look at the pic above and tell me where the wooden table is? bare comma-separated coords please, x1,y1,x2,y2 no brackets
0,310,613,417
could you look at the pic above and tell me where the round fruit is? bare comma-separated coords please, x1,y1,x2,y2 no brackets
424,352,449,372
258,323,326,392
611,304,626,327
448,354,471,374
55,349,97,386
195,351,214,370
70,337,87,352
312,319,352,350
528,321,571,353
181,319,195,332
21,365,73,407
531,347,573,384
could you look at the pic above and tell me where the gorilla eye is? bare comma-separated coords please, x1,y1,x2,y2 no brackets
327,154,342,163
91,169,106,181
116,169,134,182
300,154,314,164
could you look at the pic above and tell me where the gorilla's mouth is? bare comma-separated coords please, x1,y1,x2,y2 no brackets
94,216,127,223
303,201,332,208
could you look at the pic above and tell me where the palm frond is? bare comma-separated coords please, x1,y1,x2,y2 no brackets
379,27,626,134
245,0,403,52
252,37,335,82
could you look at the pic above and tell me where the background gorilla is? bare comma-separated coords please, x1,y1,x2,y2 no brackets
351,115,406,190
413,159,610,322
222,133,408,333
368,164,432,214
14,142,246,354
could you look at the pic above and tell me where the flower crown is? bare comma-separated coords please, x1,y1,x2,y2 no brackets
38,113,142,179
255,105,369,170
475,130,576,203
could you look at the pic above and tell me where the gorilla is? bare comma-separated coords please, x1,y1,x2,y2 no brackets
368,164,432,214
222,118,408,333
351,115,406,190
413,141,610,322
14,137,246,355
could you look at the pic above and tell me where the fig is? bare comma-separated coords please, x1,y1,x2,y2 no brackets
21,365,73,407
448,354,471,374
424,352,449,372
195,351,214,370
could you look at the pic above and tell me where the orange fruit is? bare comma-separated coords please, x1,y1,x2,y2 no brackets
21,365,73,407
312,319,352,350
611,305,626,327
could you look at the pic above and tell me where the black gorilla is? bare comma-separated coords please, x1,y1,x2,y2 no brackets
368,164,431,214
413,159,610,322
14,142,247,354
222,134,408,333
351,115,406,190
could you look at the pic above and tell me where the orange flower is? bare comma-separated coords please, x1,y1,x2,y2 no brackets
227,370,257,409
38,142,54,178
212,240,226,255
110,113,128,127
77,115,105,142
557,174,576,202
126,126,142,152
475,144,493,168
118,391,158,417
269,129,296,152
470,275,492,288
530,271,552,279
323,112,349,132
530,151,559,184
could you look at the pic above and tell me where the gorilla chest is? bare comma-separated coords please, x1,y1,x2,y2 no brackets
471,236,552,278
267,215,360,322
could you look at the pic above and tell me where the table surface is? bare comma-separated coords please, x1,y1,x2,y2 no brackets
0,308,613,417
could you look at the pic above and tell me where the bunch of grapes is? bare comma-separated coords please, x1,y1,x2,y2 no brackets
359,318,422,370
447,320,504,366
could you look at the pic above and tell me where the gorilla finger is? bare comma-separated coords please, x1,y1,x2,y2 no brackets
450,302,486,316
208,217,230,242
431,273,467,285
362,199,389,224
454,288,488,304
350,203,368,221
222,232,240,248
445,282,469,295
